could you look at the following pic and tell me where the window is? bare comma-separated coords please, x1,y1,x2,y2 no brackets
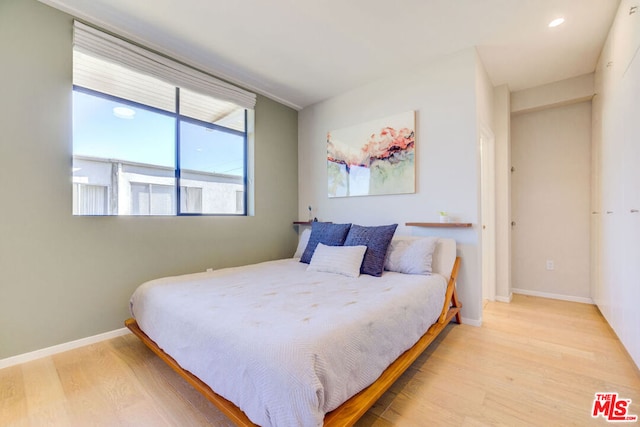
130,183,175,216
73,183,108,215
71,21,255,216
180,186,203,214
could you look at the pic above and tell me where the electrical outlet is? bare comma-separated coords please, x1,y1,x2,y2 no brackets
546,260,554,271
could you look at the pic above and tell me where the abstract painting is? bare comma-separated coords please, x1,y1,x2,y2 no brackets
327,111,415,197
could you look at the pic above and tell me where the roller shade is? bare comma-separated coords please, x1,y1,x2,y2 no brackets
73,20,256,110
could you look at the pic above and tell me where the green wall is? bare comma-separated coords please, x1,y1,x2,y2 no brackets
0,0,299,359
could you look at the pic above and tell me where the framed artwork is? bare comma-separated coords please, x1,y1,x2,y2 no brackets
327,111,415,198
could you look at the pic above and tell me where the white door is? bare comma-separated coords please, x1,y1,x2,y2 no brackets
480,128,496,301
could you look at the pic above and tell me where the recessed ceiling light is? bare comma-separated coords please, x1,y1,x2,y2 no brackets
113,106,136,119
548,17,565,28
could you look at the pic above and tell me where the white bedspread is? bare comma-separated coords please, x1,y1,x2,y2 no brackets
130,259,446,427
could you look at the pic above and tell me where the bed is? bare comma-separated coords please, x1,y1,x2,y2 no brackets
126,225,462,427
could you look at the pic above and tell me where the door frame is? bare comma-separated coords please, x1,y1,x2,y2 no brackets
480,126,497,302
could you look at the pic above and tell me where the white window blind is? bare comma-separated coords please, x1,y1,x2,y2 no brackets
73,21,256,110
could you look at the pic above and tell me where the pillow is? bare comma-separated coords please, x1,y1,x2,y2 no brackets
343,224,398,277
384,236,439,275
306,243,367,278
300,222,352,264
293,228,311,259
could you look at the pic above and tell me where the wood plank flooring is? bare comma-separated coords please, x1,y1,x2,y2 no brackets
2,295,639,426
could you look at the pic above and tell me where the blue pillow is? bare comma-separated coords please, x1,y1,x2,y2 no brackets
344,224,398,277
300,222,352,264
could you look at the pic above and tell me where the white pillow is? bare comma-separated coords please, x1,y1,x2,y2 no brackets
306,243,367,278
293,228,311,259
384,236,438,275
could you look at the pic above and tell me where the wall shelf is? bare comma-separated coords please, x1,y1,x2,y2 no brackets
293,221,312,225
405,222,473,228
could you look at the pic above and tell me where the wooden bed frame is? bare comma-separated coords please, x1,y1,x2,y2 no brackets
125,257,462,427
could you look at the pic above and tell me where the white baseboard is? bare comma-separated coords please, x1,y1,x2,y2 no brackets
461,317,482,327
495,292,513,303
0,328,131,370
511,288,594,305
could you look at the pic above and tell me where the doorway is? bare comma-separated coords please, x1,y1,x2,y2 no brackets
510,102,592,301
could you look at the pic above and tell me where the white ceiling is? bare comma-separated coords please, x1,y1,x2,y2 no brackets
40,0,620,110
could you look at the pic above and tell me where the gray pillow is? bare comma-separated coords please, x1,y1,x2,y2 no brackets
384,236,439,275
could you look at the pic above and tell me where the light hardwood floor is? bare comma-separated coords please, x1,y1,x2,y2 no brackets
2,295,639,426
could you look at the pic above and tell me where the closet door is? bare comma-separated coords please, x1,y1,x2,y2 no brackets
590,92,602,306
621,52,640,364
599,86,624,325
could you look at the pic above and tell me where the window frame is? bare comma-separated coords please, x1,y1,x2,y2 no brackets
72,85,248,217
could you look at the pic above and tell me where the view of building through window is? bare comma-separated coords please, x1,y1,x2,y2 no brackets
72,51,248,216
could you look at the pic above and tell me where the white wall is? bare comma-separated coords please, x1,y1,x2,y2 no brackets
592,0,640,368
476,52,495,132
298,48,487,324
511,73,594,114
511,101,592,301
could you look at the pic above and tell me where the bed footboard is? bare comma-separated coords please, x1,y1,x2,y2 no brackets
324,256,462,426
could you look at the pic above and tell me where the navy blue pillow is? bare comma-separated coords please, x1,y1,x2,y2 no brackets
344,224,398,277
300,222,352,264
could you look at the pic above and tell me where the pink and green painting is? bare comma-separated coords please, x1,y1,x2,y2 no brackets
327,111,415,197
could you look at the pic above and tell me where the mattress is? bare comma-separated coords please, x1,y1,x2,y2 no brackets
130,258,447,427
